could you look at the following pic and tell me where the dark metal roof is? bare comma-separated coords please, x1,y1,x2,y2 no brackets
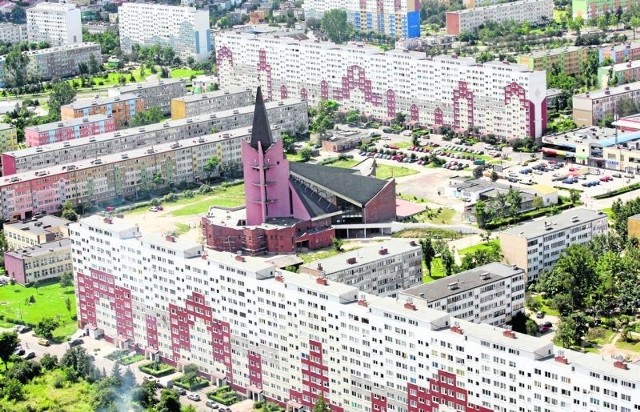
249,87,273,152
289,162,388,206
290,179,340,218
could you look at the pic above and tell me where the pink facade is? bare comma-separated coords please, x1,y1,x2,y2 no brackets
24,116,117,147
0,172,68,221
3,253,26,284
407,369,493,412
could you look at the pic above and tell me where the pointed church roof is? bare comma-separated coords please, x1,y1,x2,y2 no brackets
250,87,273,152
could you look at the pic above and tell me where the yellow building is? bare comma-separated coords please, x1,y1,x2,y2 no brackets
517,46,588,76
0,123,18,152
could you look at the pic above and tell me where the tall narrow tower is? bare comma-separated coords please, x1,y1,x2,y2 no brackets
242,87,291,225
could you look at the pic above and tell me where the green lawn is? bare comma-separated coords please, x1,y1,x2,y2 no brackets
398,193,430,203
0,369,95,412
286,153,304,162
422,258,445,283
585,327,616,346
392,228,464,240
299,248,344,264
458,239,500,256
0,281,77,340
412,207,457,224
531,295,560,317
327,159,359,169
170,185,245,217
615,339,640,353
169,68,204,79
174,223,191,236
601,207,613,220
375,164,418,180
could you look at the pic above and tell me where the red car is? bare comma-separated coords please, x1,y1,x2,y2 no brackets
600,176,613,182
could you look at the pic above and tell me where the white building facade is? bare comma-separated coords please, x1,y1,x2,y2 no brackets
0,23,26,44
215,32,547,139
26,3,82,47
71,215,640,412
119,3,212,62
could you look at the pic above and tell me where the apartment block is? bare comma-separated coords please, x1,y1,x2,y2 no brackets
108,78,187,115
216,32,548,139
499,208,608,281
60,94,145,128
599,41,640,64
400,262,526,325
2,99,308,176
573,81,640,126
598,60,640,87
0,123,18,152
25,114,115,148
0,43,102,87
573,0,640,19
4,239,71,285
170,88,254,120
119,3,211,62
26,2,82,46
299,240,422,297
0,127,276,221
4,215,70,250
446,0,553,35
302,0,421,39
518,46,588,76
0,23,26,44
70,215,640,412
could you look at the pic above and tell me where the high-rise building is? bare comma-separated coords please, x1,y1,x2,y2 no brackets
119,3,212,62
302,0,421,39
0,23,26,44
26,3,82,46
71,214,640,412
216,32,548,140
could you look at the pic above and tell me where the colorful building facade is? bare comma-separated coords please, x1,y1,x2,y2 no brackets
24,114,116,147
60,94,145,127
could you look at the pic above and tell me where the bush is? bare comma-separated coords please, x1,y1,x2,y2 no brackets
105,350,129,362
118,354,144,365
207,386,239,406
139,362,175,377
173,376,209,391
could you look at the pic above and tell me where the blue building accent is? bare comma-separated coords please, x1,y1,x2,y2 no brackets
377,13,384,33
367,12,373,30
406,11,420,38
205,30,212,52
195,31,200,54
354,14,360,30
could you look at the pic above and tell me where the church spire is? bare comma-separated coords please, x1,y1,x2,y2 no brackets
249,87,273,152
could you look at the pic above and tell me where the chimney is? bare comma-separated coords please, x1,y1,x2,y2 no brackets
409,240,417,246
613,360,629,370
554,354,569,364
103,217,112,224
201,254,207,260
275,274,285,283
378,248,388,255
165,235,176,242
404,298,416,311
502,330,517,339
316,263,323,271
357,295,368,307
450,325,463,334
347,257,357,264
235,255,245,262
316,277,328,286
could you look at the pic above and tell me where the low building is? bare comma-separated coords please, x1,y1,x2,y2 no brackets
170,88,254,120
597,60,640,87
299,240,422,297
599,41,640,64
60,94,145,127
0,23,26,44
446,0,553,35
4,239,71,285
499,208,608,281
3,215,71,250
108,78,187,115
400,262,526,325
573,82,640,126
320,130,371,153
24,114,116,147
0,123,18,152
517,46,588,76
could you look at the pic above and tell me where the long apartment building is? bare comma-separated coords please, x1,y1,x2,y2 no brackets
599,41,640,64
170,88,254,120
517,46,588,76
4,215,70,250
0,123,18,152
0,23,26,44
573,81,640,126
499,208,608,281
216,32,547,139
446,0,554,35
25,114,116,148
108,78,187,115
302,0,421,39
299,240,422,297
4,239,71,285
0,127,268,221
2,99,308,176
61,94,145,128
400,262,526,325
26,2,82,46
71,214,640,412
119,3,212,62
573,0,639,19
0,42,102,87
598,60,640,87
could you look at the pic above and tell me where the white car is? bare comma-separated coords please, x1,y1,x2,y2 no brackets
187,393,201,401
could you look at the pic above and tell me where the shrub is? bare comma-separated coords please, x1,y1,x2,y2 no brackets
118,354,144,365
138,362,175,377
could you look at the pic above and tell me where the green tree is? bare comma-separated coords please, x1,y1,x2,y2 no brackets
40,354,58,370
60,346,97,382
300,147,313,162
111,362,123,385
632,16,640,39
203,156,220,179
157,389,182,412
556,312,589,348
490,171,499,182
345,110,360,123
332,237,343,252
420,237,436,276
88,53,100,74
506,188,522,217
182,363,199,385
34,317,60,340
321,9,353,44
475,200,489,228
60,272,73,290
4,46,29,88
2,377,23,401
440,245,455,277
569,189,581,205
61,201,78,222
130,107,165,127
48,82,77,121
0,331,19,371
472,166,483,179
314,396,330,412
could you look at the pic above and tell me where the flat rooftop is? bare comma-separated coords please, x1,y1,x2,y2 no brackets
172,87,252,103
110,78,184,94
401,262,523,302
501,208,606,239
65,93,141,110
575,80,640,99
25,114,110,133
525,46,584,59
5,215,70,235
6,238,71,259
541,126,621,149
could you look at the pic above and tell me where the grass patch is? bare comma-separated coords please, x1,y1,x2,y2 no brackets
392,228,464,240
119,354,145,365
174,376,210,391
532,295,560,317
398,193,430,203
593,182,640,199
169,68,204,79
207,386,239,406
422,258,445,283
601,207,613,220
458,239,500,256
375,164,418,180
585,327,615,345
170,184,245,217
174,223,191,236
299,247,344,264
0,281,77,340
139,362,175,377
105,350,129,362
327,159,359,169
615,339,640,353
411,207,456,224
286,153,304,162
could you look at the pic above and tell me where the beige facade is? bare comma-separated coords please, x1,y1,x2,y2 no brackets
4,215,70,250
628,214,640,239
573,81,640,126
517,46,588,76
170,88,254,120
4,239,71,285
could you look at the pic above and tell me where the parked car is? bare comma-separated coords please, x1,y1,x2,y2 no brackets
149,207,159,212
539,325,550,333
625,173,635,178
205,401,219,408
562,178,576,184
177,388,187,396
599,176,613,182
536,311,545,319
543,321,553,328
68,338,84,347
187,393,200,401
37,339,50,347
612,173,622,178
23,352,36,360
14,347,24,356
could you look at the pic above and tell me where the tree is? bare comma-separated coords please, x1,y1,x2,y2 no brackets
314,396,330,412
490,171,499,182
182,363,199,385
111,362,123,385
122,367,136,390
345,110,360,123
440,245,455,277
475,200,489,229
569,189,581,205
472,166,483,179
332,237,343,252
65,296,72,313
4,46,29,88
61,346,96,382
393,112,407,126
321,9,353,44
506,188,522,217
40,354,58,370
556,312,589,348
88,53,100,74
60,272,73,290
300,147,313,162
48,82,77,121
157,389,182,412
420,237,436,276
0,331,19,370
61,201,78,222
130,107,164,127
34,317,60,340
203,156,220,179
632,16,640,39
2,377,23,401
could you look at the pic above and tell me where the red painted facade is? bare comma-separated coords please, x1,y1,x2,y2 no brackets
407,370,493,412
248,351,263,390
371,393,388,412
504,81,535,138
364,180,396,223
257,50,273,100
453,81,474,130
146,315,159,350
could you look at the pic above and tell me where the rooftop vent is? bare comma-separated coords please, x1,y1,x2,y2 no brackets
378,247,388,255
165,235,176,243
480,272,491,280
448,282,459,290
103,217,112,224
357,295,368,307
502,327,517,339
450,322,463,335
316,276,328,286
275,273,285,282
347,257,357,264
403,298,416,311
554,350,569,364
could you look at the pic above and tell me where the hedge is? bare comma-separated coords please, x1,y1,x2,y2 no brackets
138,362,176,377
173,376,210,391
483,203,574,230
207,386,239,406
593,182,640,199
119,354,144,365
